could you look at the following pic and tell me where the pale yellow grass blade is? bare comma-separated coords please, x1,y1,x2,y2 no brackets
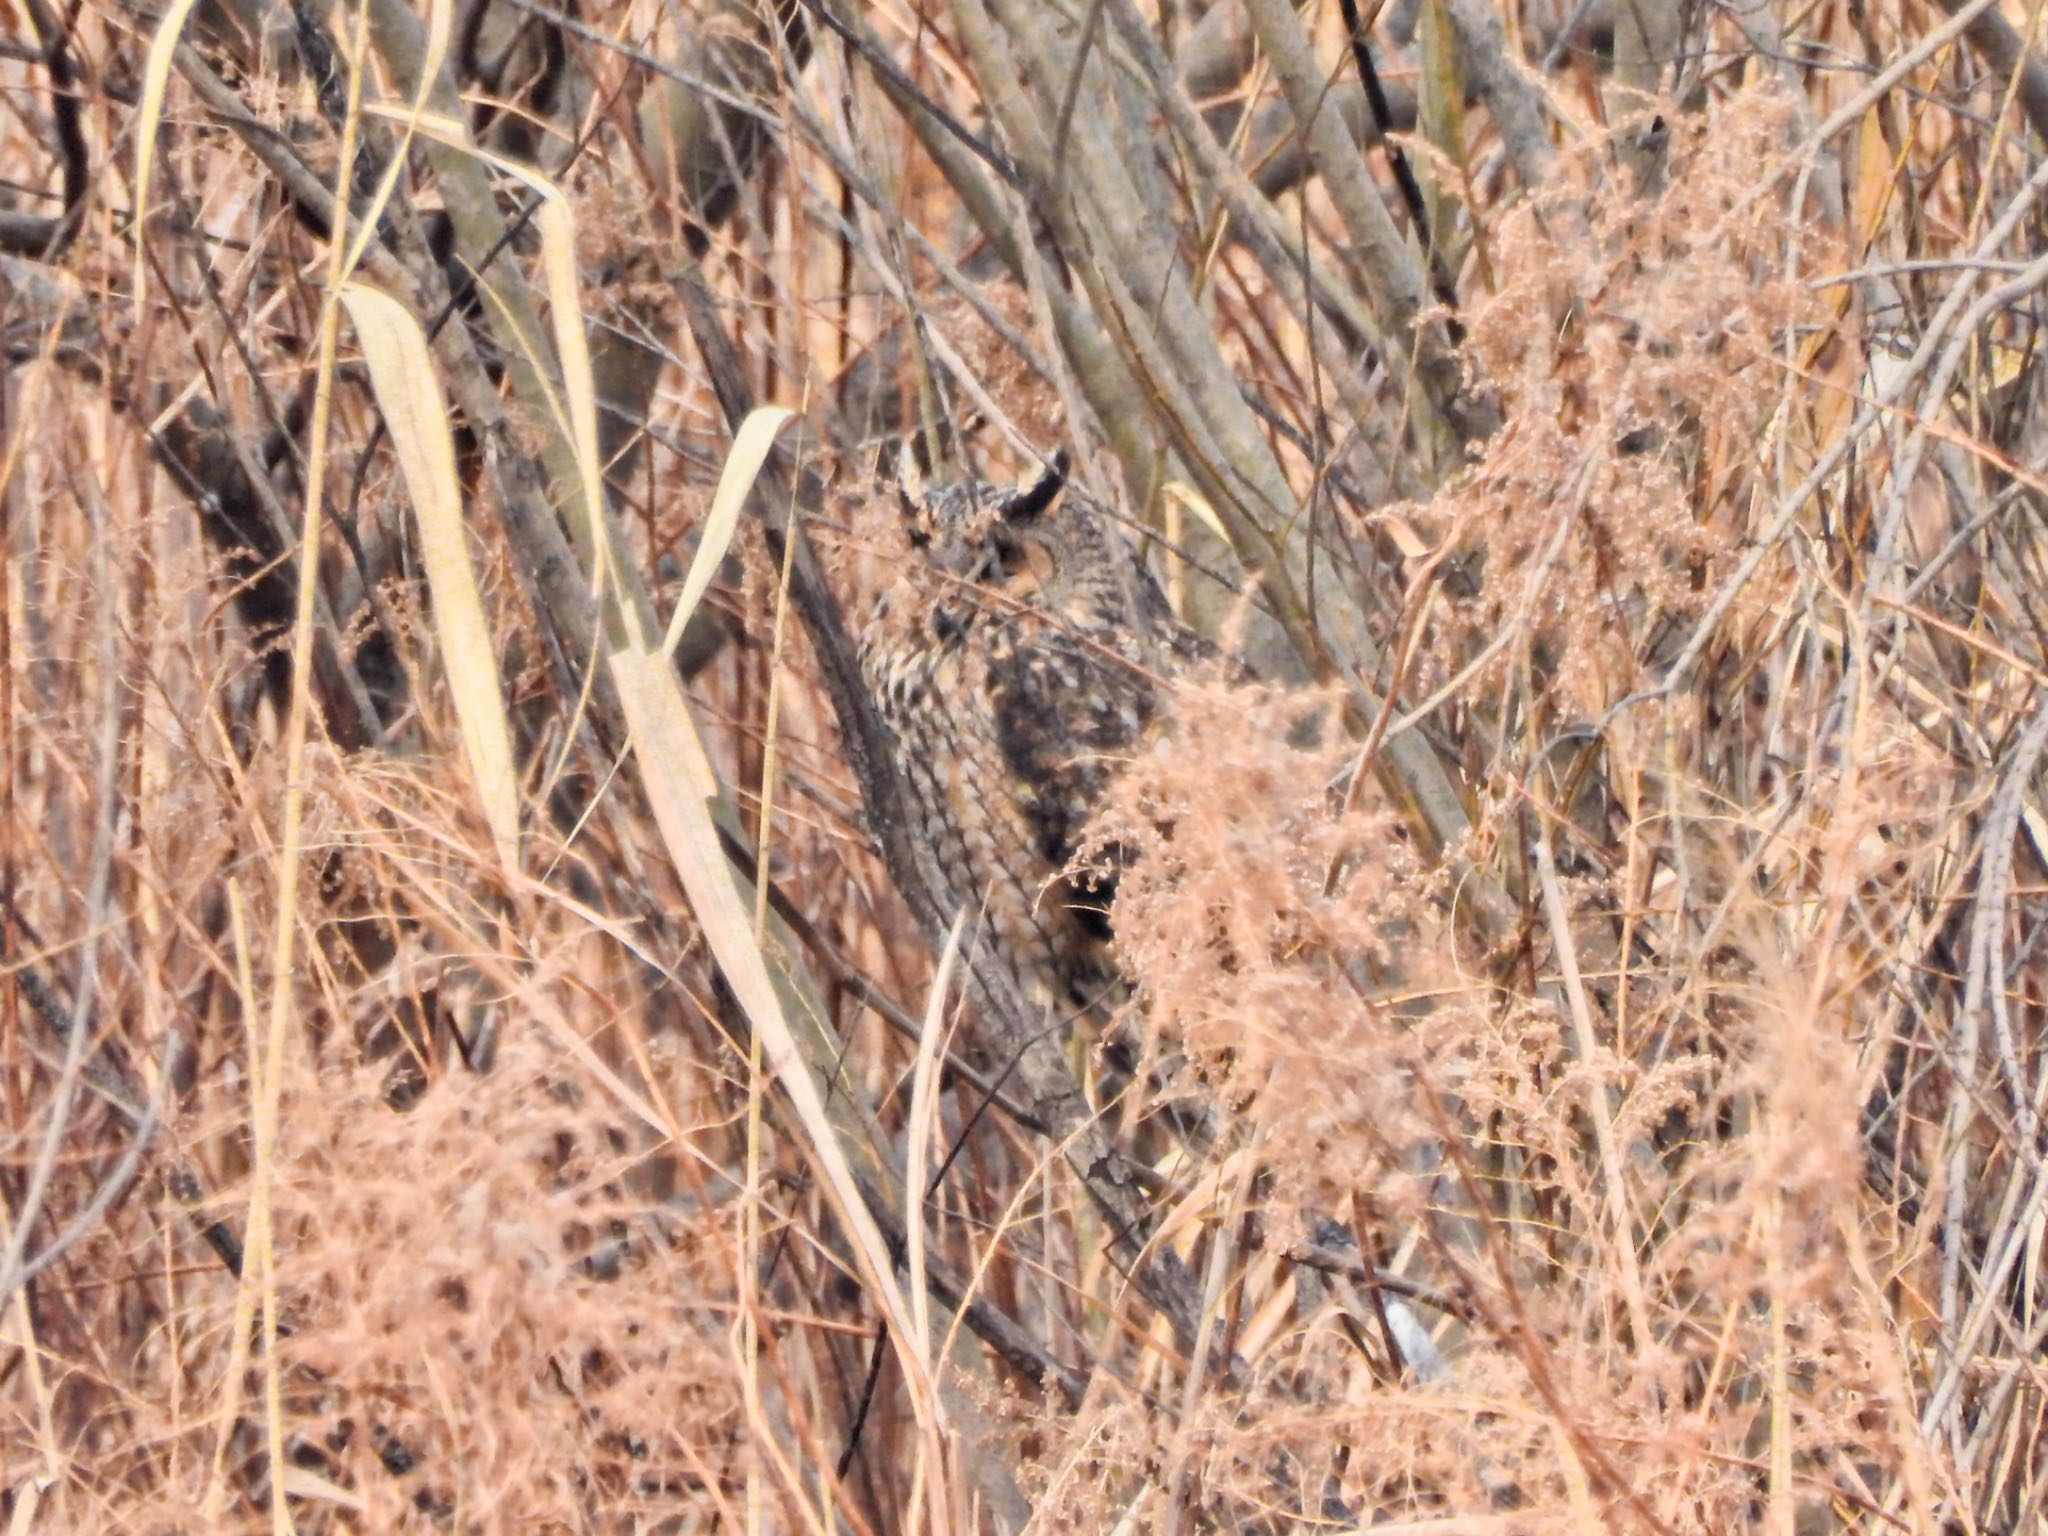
1160,478,1234,549
338,0,451,280
132,0,206,315
662,405,795,659
3,1479,39,1536
604,643,940,1426
1549,1417,1596,1525
205,883,263,1527
1,1289,56,1505
338,279,520,871
367,107,605,570
1160,478,1235,618
276,1467,366,1512
1766,1188,1793,1536
905,917,964,1367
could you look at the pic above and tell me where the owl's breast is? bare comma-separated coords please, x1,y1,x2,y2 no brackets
857,583,977,725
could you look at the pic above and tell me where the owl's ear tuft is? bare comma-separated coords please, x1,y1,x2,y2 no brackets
894,442,927,509
894,443,930,545
1002,449,1068,523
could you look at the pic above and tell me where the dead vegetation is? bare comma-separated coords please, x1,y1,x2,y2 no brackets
3,0,2048,1529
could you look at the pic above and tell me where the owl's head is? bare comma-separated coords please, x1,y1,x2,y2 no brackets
892,448,1080,602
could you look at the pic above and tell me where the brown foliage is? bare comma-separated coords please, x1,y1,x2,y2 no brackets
3,0,2045,1529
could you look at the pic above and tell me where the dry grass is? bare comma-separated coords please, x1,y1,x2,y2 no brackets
4,0,2048,1529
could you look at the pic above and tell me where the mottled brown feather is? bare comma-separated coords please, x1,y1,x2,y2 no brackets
853,460,1201,1020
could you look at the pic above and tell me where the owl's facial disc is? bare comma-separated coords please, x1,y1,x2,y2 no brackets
888,448,1077,599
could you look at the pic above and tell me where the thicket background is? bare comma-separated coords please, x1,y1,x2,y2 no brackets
1,0,2044,1529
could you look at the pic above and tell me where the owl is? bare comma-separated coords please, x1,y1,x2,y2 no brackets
853,450,1202,1024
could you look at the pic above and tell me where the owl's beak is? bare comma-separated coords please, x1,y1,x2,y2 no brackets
1001,450,1069,522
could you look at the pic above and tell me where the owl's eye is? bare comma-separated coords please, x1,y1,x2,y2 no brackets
992,531,1056,590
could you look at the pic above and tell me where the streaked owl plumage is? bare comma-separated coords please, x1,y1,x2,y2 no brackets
855,453,1202,1021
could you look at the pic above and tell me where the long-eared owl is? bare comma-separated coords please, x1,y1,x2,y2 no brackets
853,450,1204,1024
